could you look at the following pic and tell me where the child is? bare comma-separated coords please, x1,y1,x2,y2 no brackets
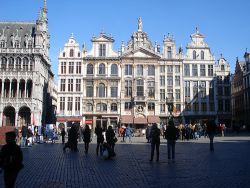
0,131,24,188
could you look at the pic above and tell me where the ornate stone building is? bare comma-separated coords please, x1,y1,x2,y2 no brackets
57,18,231,131
0,0,56,128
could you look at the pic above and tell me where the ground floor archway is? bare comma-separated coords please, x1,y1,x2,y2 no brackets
3,106,16,126
18,106,31,127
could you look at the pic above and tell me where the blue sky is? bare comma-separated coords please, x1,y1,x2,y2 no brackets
1,0,250,82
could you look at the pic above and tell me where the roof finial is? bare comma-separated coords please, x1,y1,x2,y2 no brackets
220,53,223,58
138,17,143,31
44,0,47,9
196,26,199,33
71,33,74,38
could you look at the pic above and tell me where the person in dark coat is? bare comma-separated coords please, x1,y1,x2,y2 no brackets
95,124,104,156
83,125,91,154
0,131,23,188
206,120,217,152
105,126,116,151
63,126,78,152
149,123,161,162
20,126,27,147
61,128,66,144
146,126,151,143
165,120,179,163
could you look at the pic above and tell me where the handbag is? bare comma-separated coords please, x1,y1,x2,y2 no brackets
113,137,118,143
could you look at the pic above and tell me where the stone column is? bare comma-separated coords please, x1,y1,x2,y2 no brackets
1,82,4,98
0,112,3,127
16,80,19,98
15,112,18,128
24,80,27,98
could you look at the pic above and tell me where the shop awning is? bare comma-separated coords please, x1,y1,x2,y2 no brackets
121,115,133,124
147,116,160,123
134,117,147,124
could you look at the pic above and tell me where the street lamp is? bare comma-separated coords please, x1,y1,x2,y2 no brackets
131,96,135,128
166,97,174,120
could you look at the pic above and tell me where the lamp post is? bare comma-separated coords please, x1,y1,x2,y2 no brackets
131,96,135,128
166,97,174,121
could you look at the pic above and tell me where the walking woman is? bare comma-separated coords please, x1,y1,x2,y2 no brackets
95,124,104,156
105,126,116,151
149,123,161,162
83,125,91,154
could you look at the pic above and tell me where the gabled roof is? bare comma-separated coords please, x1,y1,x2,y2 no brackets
121,46,161,59
91,32,114,42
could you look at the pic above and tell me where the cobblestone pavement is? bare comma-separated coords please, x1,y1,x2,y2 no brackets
1,135,250,188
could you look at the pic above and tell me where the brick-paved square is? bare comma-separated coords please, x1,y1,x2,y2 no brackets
1,136,250,188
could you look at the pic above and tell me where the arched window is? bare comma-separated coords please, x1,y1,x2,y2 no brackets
69,49,74,57
193,50,197,60
63,52,65,57
87,64,94,75
99,63,105,75
97,83,106,97
201,50,204,60
23,57,29,71
111,64,118,75
16,57,22,70
86,103,93,112
8,57,14,70
1,57,7,70
96,103,107,112
167,46,172,59
28,40,33,48
111,103,117,112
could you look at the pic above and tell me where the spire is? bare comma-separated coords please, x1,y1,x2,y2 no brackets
43,0,47,11
196,26,199,34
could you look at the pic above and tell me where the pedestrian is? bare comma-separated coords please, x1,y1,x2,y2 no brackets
61,128,66,144
63,126,78,152
207,120,216,152
83,125,91,154
95,124,104,156
27,127,33,147
165,120,179,163
105,126,116,151
0,131,24,188
125,125,133,143
146,125,151,143
149,123,160,162
20,125,27,148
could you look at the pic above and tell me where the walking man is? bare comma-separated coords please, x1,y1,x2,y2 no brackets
149,123,161,162
207,120,216,152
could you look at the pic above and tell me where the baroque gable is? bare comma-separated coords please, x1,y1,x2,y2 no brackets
121,47,161,59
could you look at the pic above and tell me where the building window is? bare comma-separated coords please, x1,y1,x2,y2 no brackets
185,81,190,98
75,97,80,112
99,44,106,57
167,65,173,73
111,81,118,97
193,50,197,59
61,62,66,74
218,86,223,96
76,79,81,92
125,80,132,97
28,41,33,48
125,64,132,76
137,65,143,76
87,64,94,75
160,104,165,113
111,103,117,112
224,86,230,96
167,47,172,59
8,57,14,70
76,62,81,74
60,97,65,112
137,79,144,96
86,103,93,112
225,99,230,112
67,97,73,111
70,49,74,57
69,62,74,74
99,63,105,75
160,89,165,100
175,76,180,86
125,102,132,110
111,64,118,75
209,102,215,112
60,79,66,92
218,100,223,111
175,89,180,100
16,57,21,70
148,65,155,76
23,57,29,71
184,64,190,76
148,102,155,111
148,81,155,98
192,64,198,76
68,79,73,92
201,102,207,112
96,103,107,112
208,65,213,76
78,52,80,57
199,81,206,98
221,65,225,71
201,50,204,60
0,40,5,48
193,102,199,112
30,61,33,71
160,76,165,86
167,89,173,99
175,65,180,73
160,65,165,73
200,64,206,76
193,81,198,98
224,76,230,84
167,76,173,86
63,52,65,57
97,83,106,97
14,40,20,48
209,81,214,100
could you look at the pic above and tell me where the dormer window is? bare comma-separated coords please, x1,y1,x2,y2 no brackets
63,52,65,57
221,65,225,71
69,49,74,57
14,40,20,48
167,46,172,59
0,40,5,48
28,41,33,48
99,44,106,57
78,52,80,57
